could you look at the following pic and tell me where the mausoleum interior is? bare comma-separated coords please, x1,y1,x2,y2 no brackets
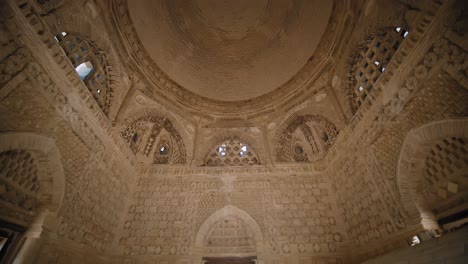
0,0,467,263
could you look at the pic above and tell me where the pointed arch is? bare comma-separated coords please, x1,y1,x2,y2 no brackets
121,108,190,164
194,205,264,249
274,114,338,162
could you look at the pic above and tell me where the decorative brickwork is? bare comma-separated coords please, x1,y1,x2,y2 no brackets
121,116,187,164
423,137,468,216
275,115,338,162
205,137,259,166
350,27,409,110
55,33,112,115
0,0,466,263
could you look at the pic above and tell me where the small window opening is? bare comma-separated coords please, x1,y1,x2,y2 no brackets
159,146,168,155
322,132,329,142
410,235,420,246
75,61,94,80
294,146,304,154
131,133,138,143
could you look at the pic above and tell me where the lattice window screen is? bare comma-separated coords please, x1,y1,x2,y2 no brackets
55,33,112,115
205,138,259,166
351,28,409,108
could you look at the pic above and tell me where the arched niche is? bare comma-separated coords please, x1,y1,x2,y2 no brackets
397,119,468,231
44,7,125,121
0,132,66,262
193,205,264,261
120,109,191,165
274,114,338,163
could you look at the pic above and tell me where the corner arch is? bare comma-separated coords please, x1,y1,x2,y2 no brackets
121,107,192,164
397,118,468,230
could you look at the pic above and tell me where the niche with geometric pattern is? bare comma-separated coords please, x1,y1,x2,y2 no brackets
121,116,187,164
275,115,338,162
205,137,259,166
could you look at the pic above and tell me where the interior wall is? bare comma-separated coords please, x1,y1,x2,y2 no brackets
328,72,468,261
362,226,468,264
0,0,466,263
116,171,346,264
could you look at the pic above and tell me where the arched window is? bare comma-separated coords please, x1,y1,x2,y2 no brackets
351,27,409,110
55,32,112,115
205,137,259,166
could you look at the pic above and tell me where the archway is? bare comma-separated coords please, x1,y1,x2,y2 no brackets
193,205,264,263
397,119,468,232
0,132,65,263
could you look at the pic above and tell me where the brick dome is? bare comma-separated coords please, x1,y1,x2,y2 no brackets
128,0,333,101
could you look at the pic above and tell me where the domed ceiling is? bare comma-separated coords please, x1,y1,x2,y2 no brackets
128,0,333,101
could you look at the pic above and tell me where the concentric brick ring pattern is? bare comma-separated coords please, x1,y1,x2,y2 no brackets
128,0,332,101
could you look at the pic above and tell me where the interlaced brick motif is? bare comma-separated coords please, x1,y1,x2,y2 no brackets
351,27,409,109
276,115,338,162
55,32,112,115
0,150,40,219
423,137,468,216
204,216,256,254
205,137,259,166
121,117,187,164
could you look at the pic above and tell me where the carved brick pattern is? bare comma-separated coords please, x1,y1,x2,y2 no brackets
56,33,112,115
423,137,468,216
330,72,468,259
350,28,408,110
120,177,196,256
332,153,396,248
122,116,187,164
118,175,344,258
55,123,129,252
204,216,256,254
205,137,259,166
0,48,29,87
0,149,40,223
276,115,338,162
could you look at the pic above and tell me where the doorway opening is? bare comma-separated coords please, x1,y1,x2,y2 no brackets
202,256,257,264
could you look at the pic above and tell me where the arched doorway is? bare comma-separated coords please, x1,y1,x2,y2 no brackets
193,205,264,264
